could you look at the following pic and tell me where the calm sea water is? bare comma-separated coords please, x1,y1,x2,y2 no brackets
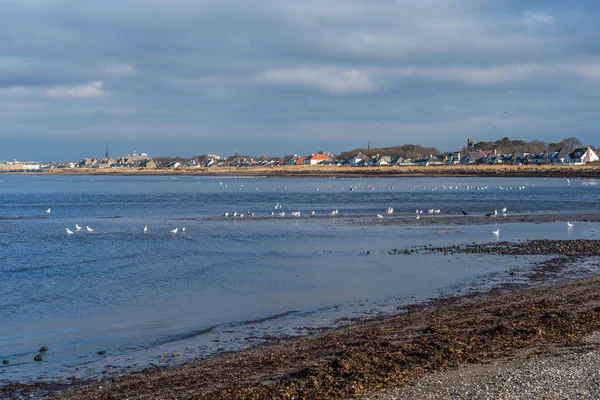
1,175,599,383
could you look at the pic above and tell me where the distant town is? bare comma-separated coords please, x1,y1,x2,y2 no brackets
0,137,598,172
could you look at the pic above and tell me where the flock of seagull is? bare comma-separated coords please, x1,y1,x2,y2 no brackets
48,177,579,237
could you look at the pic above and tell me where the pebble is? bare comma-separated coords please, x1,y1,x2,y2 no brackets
372,348,600,399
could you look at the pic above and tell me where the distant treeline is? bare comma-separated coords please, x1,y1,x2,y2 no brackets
338,144,440,160
459,136,591,155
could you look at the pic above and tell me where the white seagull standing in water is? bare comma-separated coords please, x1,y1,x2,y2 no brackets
377,214,384,219
66,228,73,235
170,228,178,234
182,227,186,232
45,208,51,214
75,224,82,231
143,226,148,233
492,229,500,236
86,226,94,233
567,222,574,228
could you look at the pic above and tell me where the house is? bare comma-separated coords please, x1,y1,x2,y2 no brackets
413,156,431,167
295,157,306,166
141,159,157,169
349,152,369,167
529,151,549,165
0,161,25,171
501,153,516,165
460,151,492,165
445,152,461,165
548,148,569,164
390,157,412,166
305,153,333,165
23,163,41,171
374,155,392,166
565,147,599,165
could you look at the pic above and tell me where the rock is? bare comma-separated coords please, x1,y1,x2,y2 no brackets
34,354,43,362
97,350,106,356
2,360,9,365
39,346,48,353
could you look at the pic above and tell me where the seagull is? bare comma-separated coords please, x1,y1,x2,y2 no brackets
86,226,94,233
170,228,178,234
182,227,186,232
461,210,469,215
377,214,384,219
416,215,420,220
310,211,315,215
223,212,229,217
501,207,507,213
45,208,51,214
492,229,500,236
75,224,82,231
567,222,574,228
66,228,73,235
385,207,393,215
493,210,498,216
143,226,148,233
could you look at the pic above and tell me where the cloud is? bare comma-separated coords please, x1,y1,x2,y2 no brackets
45,81,106,98
104,63,136,77
522,11,556,26
1,0,600,159
567,63,600,80
0,86,29,97
256,67,375,94
390,64,542,85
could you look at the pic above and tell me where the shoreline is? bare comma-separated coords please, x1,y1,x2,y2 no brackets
2,164,600,178
4,242,600,399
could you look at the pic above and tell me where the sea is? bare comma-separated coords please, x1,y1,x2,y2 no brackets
1,175,599,384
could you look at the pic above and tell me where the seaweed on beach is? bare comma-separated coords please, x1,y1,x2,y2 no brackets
403,239,600,257
6,261,600,400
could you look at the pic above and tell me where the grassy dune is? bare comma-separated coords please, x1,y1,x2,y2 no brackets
34,163,600,178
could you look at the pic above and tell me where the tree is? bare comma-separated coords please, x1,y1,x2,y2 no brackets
560,137,583,150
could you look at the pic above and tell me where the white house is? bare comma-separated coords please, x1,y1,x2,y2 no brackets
349,152,368,167
23,163,41,171
565,147,599,165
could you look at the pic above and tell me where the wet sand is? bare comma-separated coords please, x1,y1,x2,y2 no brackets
3,240,600,399
196,211,600,227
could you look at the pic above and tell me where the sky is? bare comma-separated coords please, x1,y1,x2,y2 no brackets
2,0,600,161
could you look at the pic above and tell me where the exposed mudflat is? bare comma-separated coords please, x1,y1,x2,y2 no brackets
198,212,600,227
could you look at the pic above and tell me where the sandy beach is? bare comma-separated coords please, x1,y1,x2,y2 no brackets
3,239,600,399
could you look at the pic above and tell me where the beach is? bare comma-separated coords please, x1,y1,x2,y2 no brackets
4,246,600,399
1,175,600,399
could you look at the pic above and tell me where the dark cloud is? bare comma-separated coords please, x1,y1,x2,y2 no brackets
1,0,600,160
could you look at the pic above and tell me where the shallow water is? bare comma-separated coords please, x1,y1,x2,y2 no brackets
0,175,599,383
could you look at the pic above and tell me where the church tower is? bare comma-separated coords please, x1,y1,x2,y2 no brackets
105,142,109,159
